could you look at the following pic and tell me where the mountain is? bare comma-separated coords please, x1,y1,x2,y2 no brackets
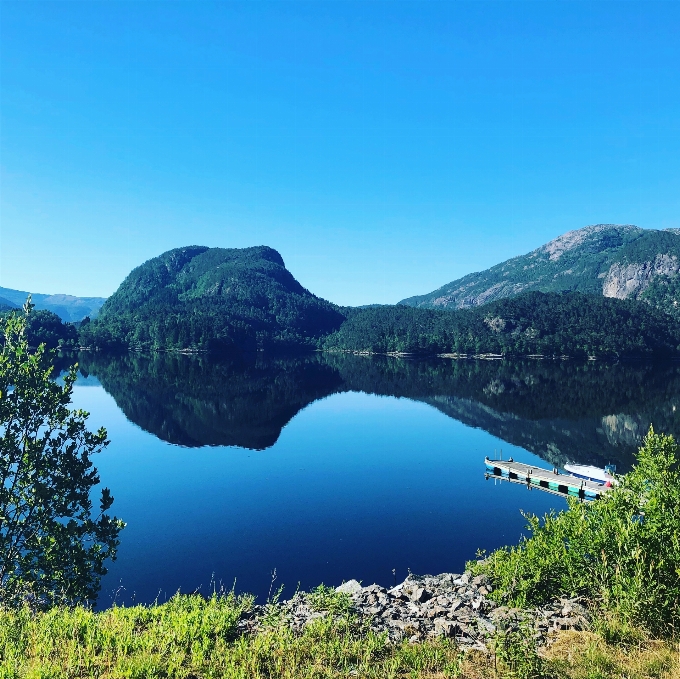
80,245,346,353
400,224,680,315
323,291,680,358
0,287,105,322
0,296,19,311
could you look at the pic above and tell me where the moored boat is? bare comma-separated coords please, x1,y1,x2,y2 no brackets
563,463,616,486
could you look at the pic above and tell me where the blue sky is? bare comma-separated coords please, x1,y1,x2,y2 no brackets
1,1,679,305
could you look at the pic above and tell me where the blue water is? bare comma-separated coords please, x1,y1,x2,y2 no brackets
71,384,561,608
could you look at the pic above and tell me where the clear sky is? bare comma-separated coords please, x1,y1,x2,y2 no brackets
1,1,679,305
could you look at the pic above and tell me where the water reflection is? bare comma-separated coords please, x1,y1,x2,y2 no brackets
79,352,680,471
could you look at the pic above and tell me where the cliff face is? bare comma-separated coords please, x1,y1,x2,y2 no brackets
602,254,680,300
400,225,680,314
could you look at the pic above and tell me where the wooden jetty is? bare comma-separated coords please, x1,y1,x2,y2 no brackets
484,457,609,500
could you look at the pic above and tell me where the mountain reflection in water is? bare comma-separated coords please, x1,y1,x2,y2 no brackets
78,352,680,471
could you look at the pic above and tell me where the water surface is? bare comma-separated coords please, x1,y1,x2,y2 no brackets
68,353,680,607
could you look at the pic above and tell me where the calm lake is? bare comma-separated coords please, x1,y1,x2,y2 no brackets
67,352,680,608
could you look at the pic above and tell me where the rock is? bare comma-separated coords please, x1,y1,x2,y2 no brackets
477,617,496,635
426,606,448,619
244,570,594,650
336,579,362,595
449,598,463,612
411,587,432,604
362,584,386,595
552,616,586,631
434,619,459,638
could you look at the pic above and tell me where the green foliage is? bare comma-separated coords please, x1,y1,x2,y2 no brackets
3,592,676,678
0,302,124,608
81,245,345,354
324,291,680,358
641,275,680,319
613,230,680,268
491,619,548,679
307,585,354,616
0,592,463,679
0,305,78,349
76,240,680,358
469,428,680,637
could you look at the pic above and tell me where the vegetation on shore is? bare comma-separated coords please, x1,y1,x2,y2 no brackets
0,305,78,349
1,591,678,678
0,303,124,609
468,428,680,640
324,292,680,358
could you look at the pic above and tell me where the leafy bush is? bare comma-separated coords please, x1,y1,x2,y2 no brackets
491,619,549,679
0,302,124,608
470,428,680,637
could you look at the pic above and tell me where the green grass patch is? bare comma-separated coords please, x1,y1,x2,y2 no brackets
0,593,463,679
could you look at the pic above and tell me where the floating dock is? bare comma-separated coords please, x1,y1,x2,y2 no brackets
484,457,609,500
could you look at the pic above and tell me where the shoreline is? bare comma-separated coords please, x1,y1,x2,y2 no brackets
239,569,591,648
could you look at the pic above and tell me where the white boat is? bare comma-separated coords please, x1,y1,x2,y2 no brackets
563,463,616,486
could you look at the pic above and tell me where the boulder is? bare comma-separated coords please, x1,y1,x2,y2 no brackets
410,587,433,604
336,579,362,595
434,619,459,638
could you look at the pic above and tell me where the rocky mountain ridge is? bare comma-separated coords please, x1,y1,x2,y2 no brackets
0,286,105,322
400,224,680,313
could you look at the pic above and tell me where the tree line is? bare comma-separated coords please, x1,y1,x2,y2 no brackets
5,289,680,359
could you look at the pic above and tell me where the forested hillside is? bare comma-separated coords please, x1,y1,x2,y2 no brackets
73,243,680,358
400,224,680,315
323,292,680,358
0,307,78,349
80,245,346,353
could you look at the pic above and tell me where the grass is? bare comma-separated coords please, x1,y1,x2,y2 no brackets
1,593,678,679
0,593,463,679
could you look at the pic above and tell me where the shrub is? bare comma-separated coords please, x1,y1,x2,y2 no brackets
470,428,680,637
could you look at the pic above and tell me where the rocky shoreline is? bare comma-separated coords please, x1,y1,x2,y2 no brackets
238,570,591,648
